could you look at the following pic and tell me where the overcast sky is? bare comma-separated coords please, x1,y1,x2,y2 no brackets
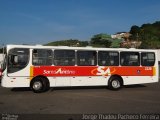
0,0,160,45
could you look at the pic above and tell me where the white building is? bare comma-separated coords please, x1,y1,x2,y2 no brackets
111,32,131,40
0,54,5,69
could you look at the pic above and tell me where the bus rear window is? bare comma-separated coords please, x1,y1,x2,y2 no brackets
120,52,140,66
141,52,155,66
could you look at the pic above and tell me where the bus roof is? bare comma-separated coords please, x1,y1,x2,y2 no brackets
6,44,157,52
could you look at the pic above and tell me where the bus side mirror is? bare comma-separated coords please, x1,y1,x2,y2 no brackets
13,56,18,64
10,55,18,65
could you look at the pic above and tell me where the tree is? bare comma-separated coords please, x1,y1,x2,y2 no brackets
110,39,123,48
129,25,140,41
45,39,89,47
90,33,112,47
129,21,160,49
139,22,160,48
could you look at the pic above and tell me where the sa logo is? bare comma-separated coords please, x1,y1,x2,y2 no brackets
91,67,116,76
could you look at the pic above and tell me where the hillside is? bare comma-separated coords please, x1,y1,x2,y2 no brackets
45,21,160,49
45,39,89,47
130,21,160,48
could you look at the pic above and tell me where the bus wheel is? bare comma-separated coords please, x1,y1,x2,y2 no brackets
108,76,122,90
31,77,49,93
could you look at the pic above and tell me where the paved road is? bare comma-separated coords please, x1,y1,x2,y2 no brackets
0,82,160,119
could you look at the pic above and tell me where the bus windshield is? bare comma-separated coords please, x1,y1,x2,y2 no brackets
8,48,29,73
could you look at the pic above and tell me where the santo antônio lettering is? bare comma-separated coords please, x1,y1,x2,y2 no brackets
43,68,76,75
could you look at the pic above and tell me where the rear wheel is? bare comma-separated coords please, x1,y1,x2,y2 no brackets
108,76,122,90
31,77,49,93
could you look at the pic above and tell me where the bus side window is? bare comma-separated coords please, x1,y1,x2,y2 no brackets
98,51,119,66
77,51,97,66
54,50,75,66
32,49,53,66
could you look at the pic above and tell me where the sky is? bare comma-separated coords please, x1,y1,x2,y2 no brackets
0,0,160,45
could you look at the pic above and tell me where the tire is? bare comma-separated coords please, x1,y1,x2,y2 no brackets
30,77,49,93
108,76,122,90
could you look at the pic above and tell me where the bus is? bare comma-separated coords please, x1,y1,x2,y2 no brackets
0,53,5,80
1,44,159,93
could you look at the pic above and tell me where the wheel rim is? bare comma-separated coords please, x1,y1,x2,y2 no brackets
33,81,42,91
112,80,120,88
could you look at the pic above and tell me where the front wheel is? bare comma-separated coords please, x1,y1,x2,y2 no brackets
108,76,122,90
30,77,49,93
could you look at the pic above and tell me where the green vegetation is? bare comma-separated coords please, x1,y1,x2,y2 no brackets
110,39,123,48
130,21,160,48
45,34,122,48
90,33,112,47
45,39,89,47
45,21,160,49
90,33,122,48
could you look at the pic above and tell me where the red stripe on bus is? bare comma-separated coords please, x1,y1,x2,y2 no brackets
31,66,154,77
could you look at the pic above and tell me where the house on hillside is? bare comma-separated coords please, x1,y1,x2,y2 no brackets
111,32,131,40
111,32,141,48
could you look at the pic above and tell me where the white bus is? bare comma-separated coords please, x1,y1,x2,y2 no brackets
0,53,5,79
1,45,159,93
